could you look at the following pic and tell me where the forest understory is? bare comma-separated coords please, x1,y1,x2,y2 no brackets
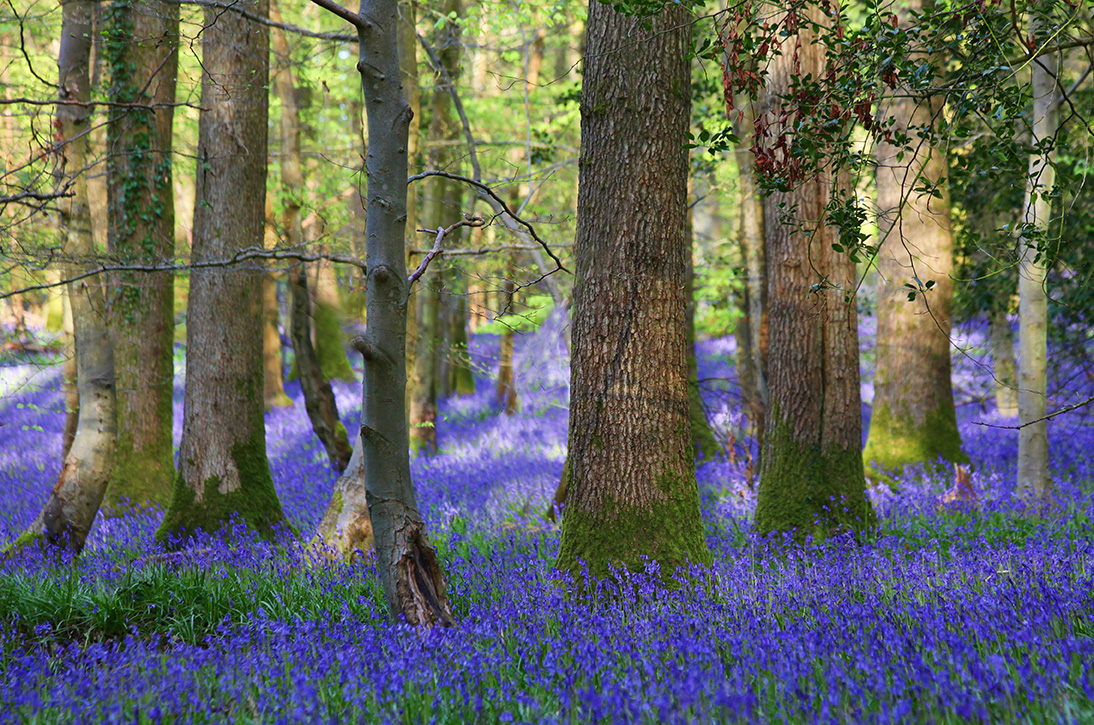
0,315,1092,724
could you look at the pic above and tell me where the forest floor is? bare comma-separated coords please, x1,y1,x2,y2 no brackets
0,316,1092,723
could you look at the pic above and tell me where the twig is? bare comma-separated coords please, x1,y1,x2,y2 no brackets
973,396,1094,430
406,215,484,287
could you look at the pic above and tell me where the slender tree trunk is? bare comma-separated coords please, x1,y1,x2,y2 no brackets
1016,33,1058,503
734,100,767,454
14,0,115,554
990,307,1018,417
102,0,179,511
686,199,719,460
409,0,461,452
312,0,454,626
752,1,875,537
496,278,518,414
398,0,421,409
263,194,292,409
61,288,79,458
863,0,963,478
450,286,475,395
555,2,711,580
157,0,285,543
312,257,355,381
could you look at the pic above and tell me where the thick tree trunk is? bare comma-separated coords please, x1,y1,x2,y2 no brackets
311,436,373,558
1016,37,1058,503
555,2,711,581
15,0,115,554
102,0,179,512
157,0,285,543
989,307,1018,417
752,2,875,537
862,0,963,478
318,0,453,626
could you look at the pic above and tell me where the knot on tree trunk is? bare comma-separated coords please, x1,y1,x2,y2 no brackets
395,524,455,627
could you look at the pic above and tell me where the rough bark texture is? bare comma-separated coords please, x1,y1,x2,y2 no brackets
102,0,179,511
989,308,1018,417
1016,36,1057,503
157,0,285,543
340,0,453,626
15,0,116,554
752,2,875,537
555,2,711,581
862,0,963,478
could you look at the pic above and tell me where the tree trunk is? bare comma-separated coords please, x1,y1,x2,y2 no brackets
450,286,475,395
61,287,79,458
555,2,711,581
409,0,461,453
752,1,875,538
862,0,963,478
1016,32,1058,503
102,0,179,512
686,201,719,460
312,257,354,381
496,277,519,415
263,194,292,409
734,100,767,453
311,435,373,559
317,0,453,627
989,307,1018,417
157,0,285,543
15,0,115,554
397,0,420,409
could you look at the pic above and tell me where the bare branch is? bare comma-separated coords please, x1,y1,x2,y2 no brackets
972,396,1094,430
408,242,572,257
406,215,485,287
306,0,363,29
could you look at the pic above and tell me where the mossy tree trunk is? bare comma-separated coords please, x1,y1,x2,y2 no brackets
102,0,179,512
157,0,285,544
312,0,453,627
752,1,875,538
1016,27,1057,504
311,434,373,558
17,0,116,554
450,285,475,395
862,0,963,478
312,258,355,382
555,1,711,581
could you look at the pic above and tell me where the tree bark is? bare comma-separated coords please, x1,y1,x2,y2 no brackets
15,0,116,554
157,0,285,543
263,194,292,409
313,0,454,626
752,1,875,537
1016,31,1058,504
496,279,518,414
311,435,373,558
989,307,1018,417
61,287,79,458
555,1,711,581
102,0,179,511
685,200,719,460
862,0,963,478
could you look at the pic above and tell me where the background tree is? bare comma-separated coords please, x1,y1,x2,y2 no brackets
158,0,285,542
102,0,179,511
555,0,711,580
750,0,876,537
862,0,965,477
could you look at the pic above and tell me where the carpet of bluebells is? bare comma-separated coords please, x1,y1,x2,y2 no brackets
1,313,1093,723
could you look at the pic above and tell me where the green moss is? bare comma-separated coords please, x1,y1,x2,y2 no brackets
313,302,355,382
863,399,968,481
102,428,174,514
754,406,877,539
2,529,44,556
156,431,287,546
555,468,712,585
